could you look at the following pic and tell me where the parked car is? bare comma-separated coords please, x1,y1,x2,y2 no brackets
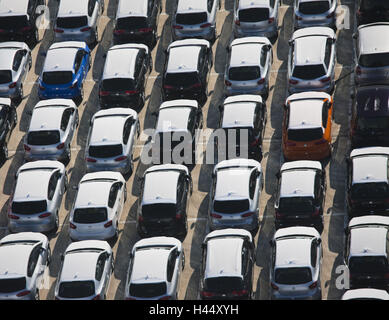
0,232,50,300
152,100,203,165
344,215,389,290
24,99,79,163
346,147,389,218
341,288,389,300
85,108,139,175
282,91,333,161
350,85,389,148
125,237,185,300
137,164,192,238
274,160,326,230
0,97,17,160
357,0,389,26
8,160,68,233
0,42,31,104
54,0,104,46
99,44,152,110
172,0,220,42
233,0,279,38
55,240,114,300
162,39,212,105
113,0,162,47
269,226,322,300
0,0,44,46
38,41,91,102
69,171,126,241
217,94,266,161
288,27,336,94
354,23,389,85
224,37,273,99
208,159,263,234
199,229,255,300
293,0,337,29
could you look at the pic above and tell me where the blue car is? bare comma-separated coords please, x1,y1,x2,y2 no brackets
38,41,91,102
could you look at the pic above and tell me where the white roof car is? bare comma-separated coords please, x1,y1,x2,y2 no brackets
222,95,263,128
156,100,198,133
357,23,389,55
0,42,29,70
57,0,91,17
0,0,28,16
287,96,326,130
117,0,148,19
341,288,389,300
229,37,271,68
238,0,271,9
177,0,208,13
44,42,88,73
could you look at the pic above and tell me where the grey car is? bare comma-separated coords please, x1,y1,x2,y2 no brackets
8,160,68,233
0,42,31,104
233,0,279,38
24,99,79,163
287,27,336,94
54,0,104,46
294,0,337,29
354,23,389,86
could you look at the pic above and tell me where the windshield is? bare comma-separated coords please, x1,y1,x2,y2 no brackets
360,0,389,11
141,203,177,220
275,267,312,285
238,8,270,22
299,1,330,14
204,276,244,293
0,277,26,293
73,208,108,224
116,17,148,30
0,16,28,30
349,256,388,274
42,71,73,85
12,200,47,215
357,116,389,130
89,144,123,158
164,72,200,88
351,182,389,199
278,197,315,213
101,78,135,91
176,12,208,25
27,130,61,146
287,128,323,141
213,199,250,213
229,66,261,81
0,70,12,84
292,65,326,80
129,282,167,298
359,53,389,68
56,16,88,29
58,281,95,298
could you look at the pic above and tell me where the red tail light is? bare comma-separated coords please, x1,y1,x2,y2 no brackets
114,29,126,35
9,82,17,89
315,139,327,145
104,220,113,228
8,214,19,220
139,28,152,33
114,155,128,162
24,144,31,152
242,211,255,218
39,84,45,90
235,20,240,26
225,80,232,86
70,81,78,89
99,91,110,96
163,84,174,90
200,23,212,28
175,213,182,220
356,66,362,75
125,297,136,300
356,10,362,16
257,78,265,85
250,138,260,147
271,282,279,290
69,222,77,229
190,83,202,89
295,15,302,21
86,157,97,163
231,289,248,296
16,290,30,297
0,29,5,33
312,208,320,217
173,25,183,29
125,90,139,95
56,143,65,150
268,17,275,24
159,296,172,300
289,79,299,85
326,12,335,19
80,27,92,32
320,77,331,83
92,294,100,300
309,281,318,289
54,28,64,33
286,141,296,147
138,215,144,223
210,213,222,219
20,26,33,32
275,211,284,219
384,273,389,279
201,291,215,298
38,212,51,218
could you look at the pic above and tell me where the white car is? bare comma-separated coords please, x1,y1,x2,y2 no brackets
341,288,389,300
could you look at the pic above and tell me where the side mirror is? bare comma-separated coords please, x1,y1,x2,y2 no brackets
317,238,322,245
201,242,207,249
275,171,280,179
283,103,288,110
72,185,78,191
102,53,107,58
129,252,134,259
268,239,274,247
352,33,358,40
288,39,293,46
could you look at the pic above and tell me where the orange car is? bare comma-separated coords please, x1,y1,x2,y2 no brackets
282,91,332,161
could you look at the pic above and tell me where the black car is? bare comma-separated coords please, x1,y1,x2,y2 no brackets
162,39,212,106
0,99,17,160
350,85,389,148
0,0,44,47
99,44,152,110
136,165,192,238
113,0,162,48
357,0,389,26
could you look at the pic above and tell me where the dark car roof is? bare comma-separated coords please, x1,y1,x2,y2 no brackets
356,85,389,117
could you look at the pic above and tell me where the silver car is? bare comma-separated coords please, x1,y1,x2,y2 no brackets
55,240,114,300
125,237,185,300
8,160,68,233
24,99,79,163
54,0,104,45
0,232,50,300
0,42,31,103
225,37,273,98
69,171,126,241
85,108,139,175
294,0,337,29
172,0,220,42
354,23,389,85
269,226,322,300
208,158,263,233
288,27,336,94
233,0,279,38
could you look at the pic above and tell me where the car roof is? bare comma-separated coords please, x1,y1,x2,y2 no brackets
356,85,389,116
167,45,201,74
29,104,69,132
288,98,324,130
117,0,148,19
342,289,389,300
0,244,32,278
66,240,112,253
349,215,389,229
294,36,327,67
281,160,322,172
177,0,208,14
229,38,269,68
214,166,252,201
58,0,89,17
238,0,271,10
205,228,253,243
280,169,316,198
156,104,194,133
44,47,78,73
222,99,257,129
275,235,312,268
358,23,389,55
350,226,387,257
0,0,28,16
292,26,335,41
142,170,180,205
351,148,389,184
274,226,321,240
286,91,331,103
0,48,18,71
61,249,100,282
0,232,48,245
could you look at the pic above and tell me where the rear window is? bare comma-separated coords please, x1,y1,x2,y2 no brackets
0,277,26,293
357,116,389,130
42,71,73,85
213,199,250,213
275,267,312,285
0,16,28,30
129,282,167,298
359,53,389,68
204,276,244,292
73,208,108,224
238,8,270,22
116,17,148,30
298,1,330,14
164,72,200,88
229,66,261,81
0,70,12,84
349,256,388,274
141,203,177,220
101,78,135,92
351,182,389,199
27,130,61,146
12,201,47,215
175,12,208,25
292,65,326,80
360,0,389,11
89,144,123,158
287,128,323,141
58,281,95,298
278,197,315,213
56,16,88,29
